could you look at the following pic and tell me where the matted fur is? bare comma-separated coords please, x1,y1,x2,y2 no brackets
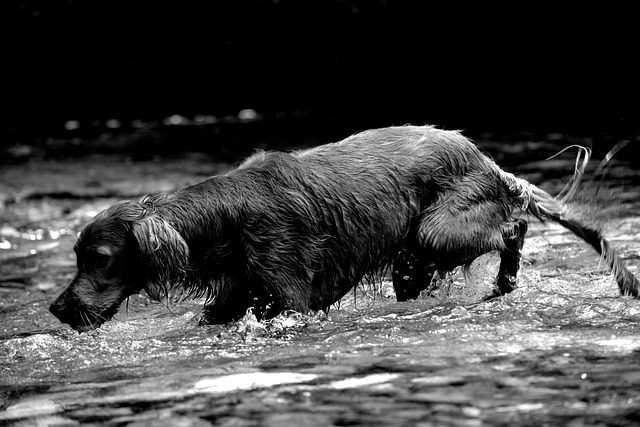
49,125,639,331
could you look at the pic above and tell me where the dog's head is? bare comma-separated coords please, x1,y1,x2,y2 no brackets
49,200,189,332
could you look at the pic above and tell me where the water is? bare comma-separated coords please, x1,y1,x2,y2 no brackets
1,127,640,426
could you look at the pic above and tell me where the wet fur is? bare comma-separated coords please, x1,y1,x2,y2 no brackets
49,126,639,331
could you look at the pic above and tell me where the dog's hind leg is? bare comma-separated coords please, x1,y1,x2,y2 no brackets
392,249,437,301
412,183,519,300
485,218,528,299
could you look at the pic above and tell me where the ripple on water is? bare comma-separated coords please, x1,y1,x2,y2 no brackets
2,136,640,426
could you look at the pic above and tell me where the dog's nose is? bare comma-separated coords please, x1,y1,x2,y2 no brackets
49,293,70,323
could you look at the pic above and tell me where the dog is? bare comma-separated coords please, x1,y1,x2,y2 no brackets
49,126,639,332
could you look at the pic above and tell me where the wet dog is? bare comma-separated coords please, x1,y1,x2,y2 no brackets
49,126,639,332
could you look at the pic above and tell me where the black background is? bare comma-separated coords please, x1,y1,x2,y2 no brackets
3,1,638,141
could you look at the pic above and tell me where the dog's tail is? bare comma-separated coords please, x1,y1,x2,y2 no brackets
495,161,639,298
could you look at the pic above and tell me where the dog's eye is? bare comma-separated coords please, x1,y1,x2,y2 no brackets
86,252,111,269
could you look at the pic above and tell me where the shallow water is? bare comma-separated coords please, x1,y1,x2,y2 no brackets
1,128,640,426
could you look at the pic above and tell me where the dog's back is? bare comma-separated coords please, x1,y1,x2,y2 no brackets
295,125,491,177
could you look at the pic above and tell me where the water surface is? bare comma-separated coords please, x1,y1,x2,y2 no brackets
1,128,639,426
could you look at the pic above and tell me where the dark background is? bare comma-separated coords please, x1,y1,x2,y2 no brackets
2,1,639,145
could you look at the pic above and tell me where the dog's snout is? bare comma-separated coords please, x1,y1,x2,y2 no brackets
49,291,72,323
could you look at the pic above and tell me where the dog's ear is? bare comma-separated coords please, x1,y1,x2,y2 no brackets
130,214,189,301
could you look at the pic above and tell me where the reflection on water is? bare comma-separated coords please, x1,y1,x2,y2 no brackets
1,131,640,426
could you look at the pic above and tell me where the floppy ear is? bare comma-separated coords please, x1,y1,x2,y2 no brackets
130,214,190,301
